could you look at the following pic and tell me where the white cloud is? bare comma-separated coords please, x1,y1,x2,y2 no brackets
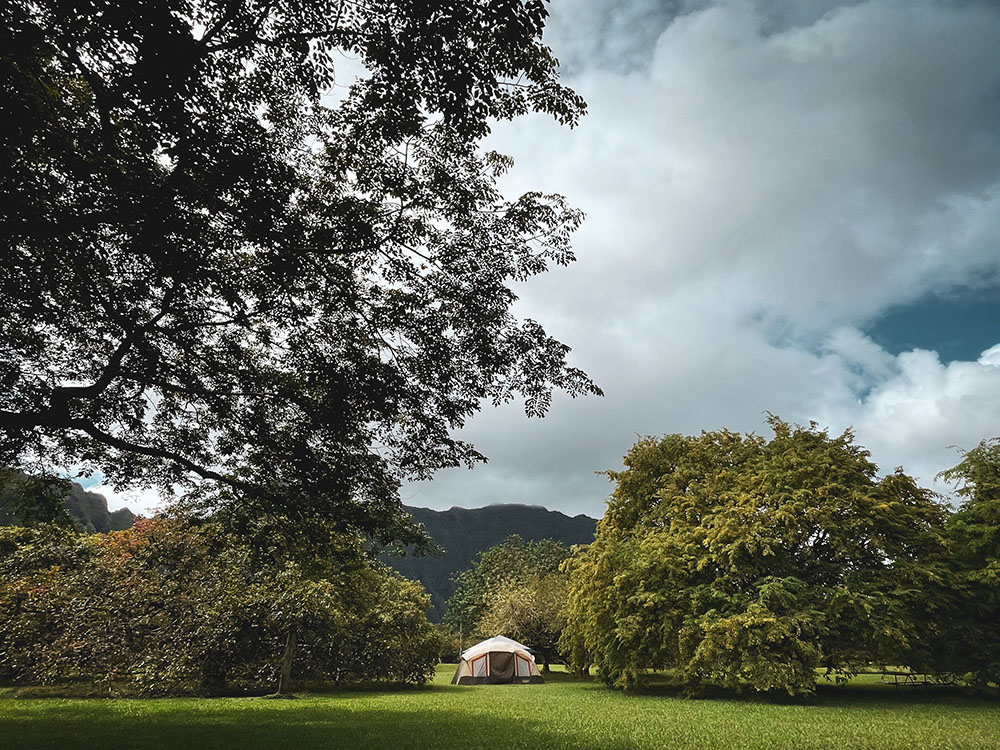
846,345,1000,492
86,484,163,516
407,0,1000,518
979,344,1000,367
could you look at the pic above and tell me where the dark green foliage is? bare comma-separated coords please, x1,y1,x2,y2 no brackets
0,469,73,527
0,470,135,532
0,517,439,693
386,503,596,620
562,417,951,695
0,0,597,542
940,438,1000,686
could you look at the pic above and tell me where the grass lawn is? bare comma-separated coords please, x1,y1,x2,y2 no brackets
1,665,998,750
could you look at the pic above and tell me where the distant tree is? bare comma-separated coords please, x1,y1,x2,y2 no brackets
431,623,465,664
940,438,1000,687
479,572,568,671
0,1,598,541
445,534,571,665
562,417,951,695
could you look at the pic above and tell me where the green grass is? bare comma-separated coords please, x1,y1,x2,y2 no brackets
1,664,998,749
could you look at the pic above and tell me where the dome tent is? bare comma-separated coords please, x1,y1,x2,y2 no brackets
451,635,544,685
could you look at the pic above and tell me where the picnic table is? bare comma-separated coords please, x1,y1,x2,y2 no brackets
879,671,955,688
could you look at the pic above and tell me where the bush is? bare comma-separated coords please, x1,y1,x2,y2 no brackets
0,517,438,693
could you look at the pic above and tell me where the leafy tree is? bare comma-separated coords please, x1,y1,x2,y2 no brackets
562,417,950,695
0,1,598,539
0,469,73,527
940,438,1000,686
479,572,568,671
444,534,570,668
0,516,440,693
432,623,465,663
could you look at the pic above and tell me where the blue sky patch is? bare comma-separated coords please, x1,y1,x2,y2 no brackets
865,287,1000,364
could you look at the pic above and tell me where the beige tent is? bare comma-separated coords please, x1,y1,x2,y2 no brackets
451,635,544,685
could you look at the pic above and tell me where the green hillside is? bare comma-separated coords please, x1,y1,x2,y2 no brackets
386,504,597,621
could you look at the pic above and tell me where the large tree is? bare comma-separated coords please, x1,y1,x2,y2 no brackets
0,1,597,538
562,418,951,694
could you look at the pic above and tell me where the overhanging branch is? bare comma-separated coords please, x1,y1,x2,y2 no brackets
0,409,252,494
67,418,252,491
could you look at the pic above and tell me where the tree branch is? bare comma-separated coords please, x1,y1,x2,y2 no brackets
67,418,252,491
116,370,279,400
62,45,116,154
50,309,168,411
204,25,362,53
0,409,250,493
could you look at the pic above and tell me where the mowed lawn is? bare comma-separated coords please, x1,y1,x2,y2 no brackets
2,665,998,750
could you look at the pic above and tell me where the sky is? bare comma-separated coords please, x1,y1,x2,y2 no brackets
399,0,1000,519
88,0,1000,518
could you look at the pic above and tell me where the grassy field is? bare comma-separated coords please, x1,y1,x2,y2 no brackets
1,665,998,750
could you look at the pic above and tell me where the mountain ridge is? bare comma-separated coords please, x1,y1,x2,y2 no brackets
0,471,136,533
2,473,595,624
385,503,598,622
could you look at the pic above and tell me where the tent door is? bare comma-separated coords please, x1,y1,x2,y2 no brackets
515,655,531,677
471,655,488,677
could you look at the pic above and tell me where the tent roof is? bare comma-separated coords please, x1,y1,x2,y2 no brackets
460,635,536,662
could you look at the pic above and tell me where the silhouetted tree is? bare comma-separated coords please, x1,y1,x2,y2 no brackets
0,1,598,540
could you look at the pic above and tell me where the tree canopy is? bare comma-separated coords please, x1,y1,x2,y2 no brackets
0,469,73,528
0,0,598,540
477,571,568,671
444,534,571,666
0,515,440,693
561,417,951,694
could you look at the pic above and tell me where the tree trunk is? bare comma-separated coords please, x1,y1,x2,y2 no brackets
540,647,551,673
277,628,296,695
200,650,228,695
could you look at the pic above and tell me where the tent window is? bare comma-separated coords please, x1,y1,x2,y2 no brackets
472,655,488,677
516,655,531,677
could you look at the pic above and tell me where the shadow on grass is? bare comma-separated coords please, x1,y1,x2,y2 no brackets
4,673,997,750
626,674,997,708
0,695,638,750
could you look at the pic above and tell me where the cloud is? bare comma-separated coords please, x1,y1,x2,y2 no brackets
979,344,1000,367
85,483,164,516
846,346,1000,489
406,0,1000,518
